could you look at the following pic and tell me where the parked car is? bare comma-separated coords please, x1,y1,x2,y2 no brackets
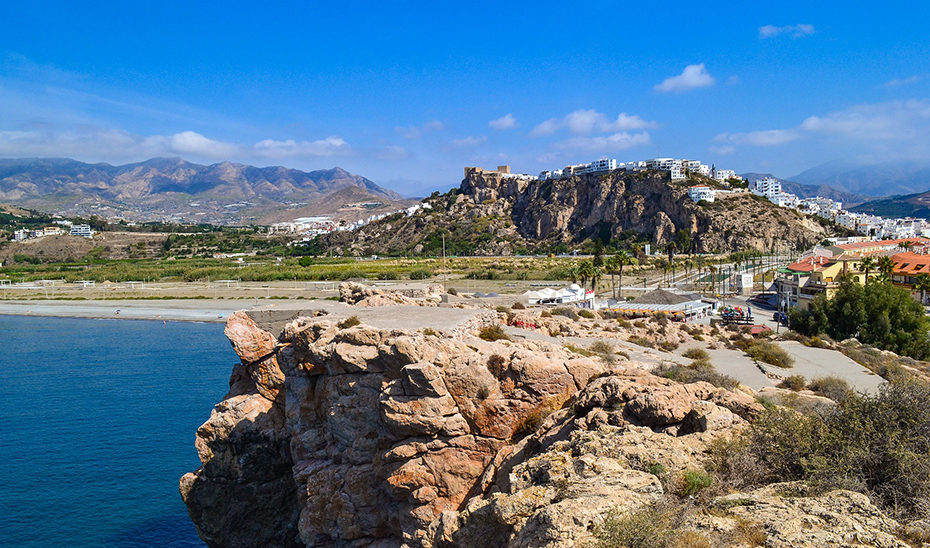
773,311,788,325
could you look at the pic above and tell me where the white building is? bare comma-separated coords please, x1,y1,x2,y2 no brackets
714,169,738,182
688,185,716,203
70,224,93,238
587,158,618,172
750,177,782,198
646,158,685,181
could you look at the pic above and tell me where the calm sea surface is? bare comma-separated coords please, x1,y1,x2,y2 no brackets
0,315,237,548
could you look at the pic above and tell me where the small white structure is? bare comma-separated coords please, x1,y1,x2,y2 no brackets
524,284,589,305
70,224,93,238
688,185,715,203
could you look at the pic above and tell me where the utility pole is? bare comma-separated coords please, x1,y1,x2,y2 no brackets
442,233,446,292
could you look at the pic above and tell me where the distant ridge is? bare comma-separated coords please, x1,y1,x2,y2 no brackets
787,159,930,197
0,157,407,224
739,172,870,206
850,189,930,220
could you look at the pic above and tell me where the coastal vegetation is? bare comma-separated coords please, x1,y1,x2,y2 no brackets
711,374,930,522
789,275,930,360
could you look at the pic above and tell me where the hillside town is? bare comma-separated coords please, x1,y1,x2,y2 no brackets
690,175,930,240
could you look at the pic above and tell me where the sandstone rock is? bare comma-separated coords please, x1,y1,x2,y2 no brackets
224,310,277,363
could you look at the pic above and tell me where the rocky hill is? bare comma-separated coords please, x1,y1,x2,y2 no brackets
0,157,408,225
322,168,841,256
180,299,925,548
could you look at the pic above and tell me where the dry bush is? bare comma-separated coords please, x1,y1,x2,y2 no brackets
778,374,807,391
478,325,510,342
337,315,361,329
746,341,794,368
682,348,710,361
486,354,507,380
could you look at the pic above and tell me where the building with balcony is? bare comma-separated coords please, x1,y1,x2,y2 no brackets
687,185,715,203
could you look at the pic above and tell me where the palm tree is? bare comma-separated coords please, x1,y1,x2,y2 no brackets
915,273,930,305
605,255,621,299
859,256,876,285
577,260,596,292
878,256,896,282
614,251,637,299
590,265,603,294
901,240,914,251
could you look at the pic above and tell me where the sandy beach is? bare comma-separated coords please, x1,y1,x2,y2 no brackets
0,299,250,323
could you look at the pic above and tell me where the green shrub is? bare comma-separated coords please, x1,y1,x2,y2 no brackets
589,340,614,356
478,324,510,342
778,374,807,391
678,469,713,497
654,360,740,391
712,376,930,520
682,348,710,361
808,376,853,403
659,341,679,352
408,269,431,280
376,271,398,280
578,309,596,319
511,301,526,310
746,341,794,368
628,336,653,348
552,307,579,320
564,344,595,357
446,287,458,295
617,319,633,329
592,505,667,548
337,315,361,329
495,305,510,313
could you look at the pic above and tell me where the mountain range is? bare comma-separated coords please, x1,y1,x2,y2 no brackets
787,159,930,197
739,172,870,206
0,157,409,225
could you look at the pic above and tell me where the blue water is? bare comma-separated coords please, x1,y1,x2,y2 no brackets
0,315,238,548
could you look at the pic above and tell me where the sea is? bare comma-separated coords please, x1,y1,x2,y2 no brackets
0,315,238,548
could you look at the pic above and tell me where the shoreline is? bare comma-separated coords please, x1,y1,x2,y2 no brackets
0,299,249,323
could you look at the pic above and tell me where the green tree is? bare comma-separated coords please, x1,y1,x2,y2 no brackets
859,256,876,285
790,275,930,359
916,273,930,305
877,256,896,281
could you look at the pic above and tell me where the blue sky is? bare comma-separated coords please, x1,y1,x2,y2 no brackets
0,1,928,195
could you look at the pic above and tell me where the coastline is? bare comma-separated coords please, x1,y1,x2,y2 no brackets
0,299,249,323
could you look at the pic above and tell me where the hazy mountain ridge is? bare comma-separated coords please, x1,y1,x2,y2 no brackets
0,157,406,224
739,172,870,206
787,159,930,197
850,189,930,220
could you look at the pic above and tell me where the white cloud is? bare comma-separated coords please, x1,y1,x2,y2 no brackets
552,131,652,153
708,145,735,156
0,129,243,160
252,136,351,158
160,131,239,158
758,24,816,39
800,99,930,140
714,129,803,146
396,120,445,140
654,64,715,93
882,75,925,88
450,135,487,148
530,118,562,137
530,109,657,137
489,113,518,130
374,145,410,161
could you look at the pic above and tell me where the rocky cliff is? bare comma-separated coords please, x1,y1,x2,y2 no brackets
324,168,839,256
181,301,914,548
